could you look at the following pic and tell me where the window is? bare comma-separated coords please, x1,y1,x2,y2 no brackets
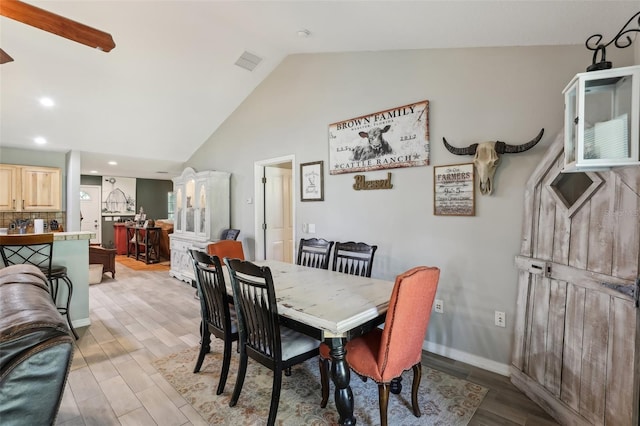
167,192,176,220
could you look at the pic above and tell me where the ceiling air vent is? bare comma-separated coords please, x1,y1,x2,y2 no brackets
235,51,262,71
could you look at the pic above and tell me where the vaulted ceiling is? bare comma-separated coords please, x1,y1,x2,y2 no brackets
1,1,638,179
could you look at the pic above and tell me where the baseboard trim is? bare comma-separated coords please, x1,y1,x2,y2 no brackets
72,318,91,329
423,341,511,376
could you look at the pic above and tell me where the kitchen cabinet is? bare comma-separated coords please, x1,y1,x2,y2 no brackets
169,167,230,283
0,165,18,211
0,164,62,212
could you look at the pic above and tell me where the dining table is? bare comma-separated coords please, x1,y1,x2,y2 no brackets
230,259,396,425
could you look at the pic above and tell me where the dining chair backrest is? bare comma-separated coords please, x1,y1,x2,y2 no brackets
332,241,378,278
220,228,240,240
207,240,245,260
378,266,440,382
224,258,282,368
0,234,54,278
189,249,232,337
296,238,334,269
224,258,320,426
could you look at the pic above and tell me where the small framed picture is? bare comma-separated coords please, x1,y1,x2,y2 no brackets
434,163,475,216
300,161,324,202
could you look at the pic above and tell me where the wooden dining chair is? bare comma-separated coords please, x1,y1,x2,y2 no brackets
224,258,320,426
0,234,79,339
189,249,238,395
220,228,240,240
323,266,440,426
296,238,334,269
207,240,245,260
331,241,378,277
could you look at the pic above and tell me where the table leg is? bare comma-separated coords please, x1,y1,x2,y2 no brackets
328,337,356,425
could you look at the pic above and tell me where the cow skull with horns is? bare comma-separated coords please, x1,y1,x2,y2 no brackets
442,128,544,195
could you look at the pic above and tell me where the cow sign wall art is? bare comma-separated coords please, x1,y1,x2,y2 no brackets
329,100,430,175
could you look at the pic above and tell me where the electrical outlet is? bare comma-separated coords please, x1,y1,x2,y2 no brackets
495,311,506,327
434,299,444,313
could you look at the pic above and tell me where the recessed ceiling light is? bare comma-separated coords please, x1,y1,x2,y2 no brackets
297,29,311,38
34,136,47,145
39,97,55,107
108,161,118,166
90,170,98,174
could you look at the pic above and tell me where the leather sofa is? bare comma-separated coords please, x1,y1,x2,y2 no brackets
154,219,174,261
0,264,75,426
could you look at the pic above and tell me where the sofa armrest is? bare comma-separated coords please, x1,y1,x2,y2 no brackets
0,265,74,426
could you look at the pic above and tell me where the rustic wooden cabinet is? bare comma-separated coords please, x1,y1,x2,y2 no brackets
512,134,639,426
0,164,61,212
169,167,230,283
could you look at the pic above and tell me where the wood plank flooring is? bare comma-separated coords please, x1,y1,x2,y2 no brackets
56,263,559,425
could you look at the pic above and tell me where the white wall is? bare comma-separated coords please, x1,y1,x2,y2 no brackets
186,45,634,370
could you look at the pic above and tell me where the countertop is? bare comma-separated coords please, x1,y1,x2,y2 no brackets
2,231,96,241
52,231,96,241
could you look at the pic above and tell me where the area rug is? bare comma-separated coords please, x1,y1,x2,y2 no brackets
115,255,170,271
152,342,487,425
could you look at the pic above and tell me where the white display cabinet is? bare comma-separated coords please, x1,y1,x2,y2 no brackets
562,65,640,172
169,167,230,283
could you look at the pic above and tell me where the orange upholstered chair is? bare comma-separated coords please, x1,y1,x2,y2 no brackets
207,240,245,260
320,266,440,426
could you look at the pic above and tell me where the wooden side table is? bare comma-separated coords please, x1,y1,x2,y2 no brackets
125,226,161,264
89,245,117,278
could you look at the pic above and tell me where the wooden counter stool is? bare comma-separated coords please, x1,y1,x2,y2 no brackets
0,234,79,339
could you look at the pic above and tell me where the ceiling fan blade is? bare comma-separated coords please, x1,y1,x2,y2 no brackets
0,0,115,52
0,48,14,63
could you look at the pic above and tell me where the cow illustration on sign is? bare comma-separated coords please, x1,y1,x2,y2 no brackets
352,125,393,161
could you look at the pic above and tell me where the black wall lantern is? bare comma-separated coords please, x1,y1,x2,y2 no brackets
586,10,640,72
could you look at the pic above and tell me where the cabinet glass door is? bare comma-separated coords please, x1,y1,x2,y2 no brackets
175,187,183,232
185,179,195,233
197,184,207,237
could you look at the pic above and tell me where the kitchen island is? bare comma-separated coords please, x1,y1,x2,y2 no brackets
1,231,95,331
52,231,95,331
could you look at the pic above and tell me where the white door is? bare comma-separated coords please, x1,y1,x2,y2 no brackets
254,155,295,262
265,166,293,262
80,185,102,245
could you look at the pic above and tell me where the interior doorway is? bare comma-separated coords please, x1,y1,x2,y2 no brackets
254,155,295,262
80,185,102,245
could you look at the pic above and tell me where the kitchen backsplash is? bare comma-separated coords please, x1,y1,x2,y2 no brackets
0,211,66,231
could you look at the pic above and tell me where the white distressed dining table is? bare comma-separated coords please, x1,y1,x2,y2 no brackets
224,259,395,426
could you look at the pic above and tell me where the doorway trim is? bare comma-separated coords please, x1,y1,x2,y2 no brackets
80,184,102,245
254,155,296,261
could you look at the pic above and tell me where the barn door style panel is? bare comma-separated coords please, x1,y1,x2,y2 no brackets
512,134,640,426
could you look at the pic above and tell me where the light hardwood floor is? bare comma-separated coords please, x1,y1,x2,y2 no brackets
56,263,559,426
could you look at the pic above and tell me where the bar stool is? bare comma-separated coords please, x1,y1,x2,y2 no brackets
0,234,79,339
